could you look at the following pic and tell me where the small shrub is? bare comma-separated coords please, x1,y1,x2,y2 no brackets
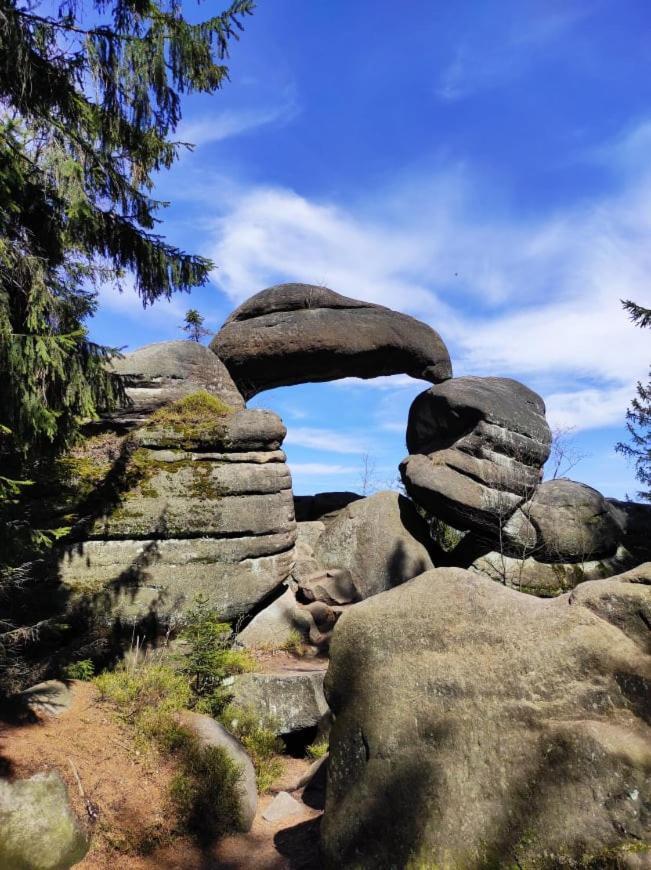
95,658,243,843
306,738,329,760
95,659,191,748
170,740,243,844
220,704,284,793
63,658,95,680
280,629,305,656
178,594,254,715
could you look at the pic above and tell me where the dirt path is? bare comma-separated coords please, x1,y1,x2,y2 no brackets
0,682,323,869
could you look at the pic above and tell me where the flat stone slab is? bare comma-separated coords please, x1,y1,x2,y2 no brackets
262,791,303,822
229,669,329,734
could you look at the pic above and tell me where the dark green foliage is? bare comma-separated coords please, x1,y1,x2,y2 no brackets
170,741,243,842
617,300,651,501
616,370,651,502
0,0,254,487
622,298,651,329
181,308,211,342
63,658,95,680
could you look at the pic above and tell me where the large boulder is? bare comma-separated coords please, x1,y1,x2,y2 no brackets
110,339,245,421
472,544,634,596
312,491,435,600
609,498,651,564
321,567,651,869
210,284,452,399
401,377,552,552
0,771,89,870
524,478,621,563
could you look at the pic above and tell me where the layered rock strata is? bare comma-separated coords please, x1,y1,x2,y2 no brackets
401,376,552,552
56,343,297,625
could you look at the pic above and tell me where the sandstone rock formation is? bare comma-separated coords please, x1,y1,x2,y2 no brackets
56,354,297,624
322,566,651,869
401,376,552,552
211,283,452,398
302,490,435,601
523,478,622,562
609,498,651,564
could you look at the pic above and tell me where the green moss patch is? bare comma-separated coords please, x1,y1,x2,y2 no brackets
144,391,233,448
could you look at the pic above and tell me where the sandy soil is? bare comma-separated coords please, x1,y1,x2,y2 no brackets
0,681,323,869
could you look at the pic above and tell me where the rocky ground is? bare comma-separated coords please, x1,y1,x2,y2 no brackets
0,681,323,869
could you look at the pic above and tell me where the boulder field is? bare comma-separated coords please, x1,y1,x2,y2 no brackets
9,282,650,868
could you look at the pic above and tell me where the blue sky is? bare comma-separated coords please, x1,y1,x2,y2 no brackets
90,0,651,498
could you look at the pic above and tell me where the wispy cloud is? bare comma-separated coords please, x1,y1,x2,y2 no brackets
177,94,299,148
284,427,370,455
289,462,358,475
435,3,590,102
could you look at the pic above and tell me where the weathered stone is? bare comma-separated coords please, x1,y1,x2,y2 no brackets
292,521,326,584
111,339,245,419
236,589,314,649
297,568,359,606
314,491,434,600
88,485,295,540
0,771,89,870
569,563,651,652
322,567,651,869
229,669,329,734
58,537,295,622
176,711,257,832
262,791,303,822
524,478,621,562
211,284,452,399
401,377,551,551
135,407,286,452
472,544,635,596
16,681,72,718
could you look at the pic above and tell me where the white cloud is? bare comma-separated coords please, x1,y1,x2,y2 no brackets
284,427,370,455
544,386,634,432
200,118,651,435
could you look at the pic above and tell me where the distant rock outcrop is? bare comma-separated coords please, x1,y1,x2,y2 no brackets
210,283,452,398
321,566,651,869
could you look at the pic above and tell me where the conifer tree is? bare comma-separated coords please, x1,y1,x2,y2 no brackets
0,0,254,482
616,299,651,501
181,308,211,342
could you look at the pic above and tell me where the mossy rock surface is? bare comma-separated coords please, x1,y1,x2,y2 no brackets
0,771,89,870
